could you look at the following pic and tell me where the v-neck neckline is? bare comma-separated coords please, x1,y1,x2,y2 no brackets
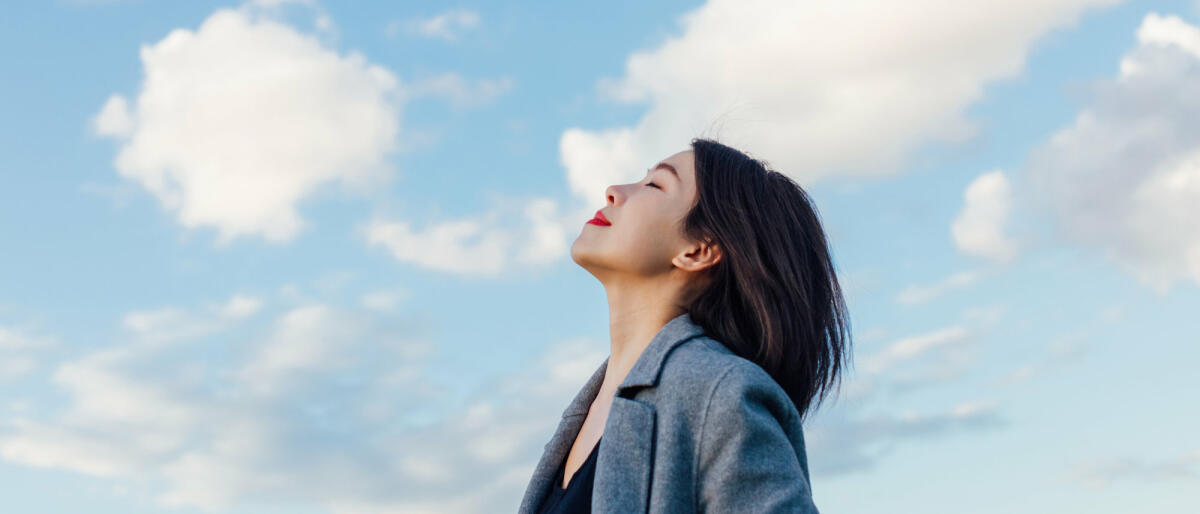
559,436,601,490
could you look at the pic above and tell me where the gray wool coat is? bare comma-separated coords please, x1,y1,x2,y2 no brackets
517,312,820,513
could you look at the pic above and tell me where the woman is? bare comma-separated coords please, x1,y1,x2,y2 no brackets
518,138,852,513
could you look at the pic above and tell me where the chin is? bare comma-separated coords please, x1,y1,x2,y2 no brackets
568,241,604,275
569,245,596,264
568,239,585,265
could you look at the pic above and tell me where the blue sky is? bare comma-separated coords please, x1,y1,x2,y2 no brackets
2,0,1199,512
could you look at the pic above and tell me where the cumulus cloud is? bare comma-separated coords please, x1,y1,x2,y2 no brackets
952,170,1018,262
388,8,481,41
90,4,526,274
92,5,402,245
559,0,1121,205
1023,12,1200,293
91,95,134,138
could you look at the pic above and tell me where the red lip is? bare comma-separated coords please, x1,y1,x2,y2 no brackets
587,209,611,226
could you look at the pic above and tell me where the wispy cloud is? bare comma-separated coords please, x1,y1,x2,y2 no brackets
0,324,58,381
805,400,1005,475
986,301,1123,388
120,294,262,344
1057,450,1200,489
362,196,581,277
894,270,983,306
403,72,515,110
860,326,971,375
0,285,608,512
804,318,1004,476
386,8,481,41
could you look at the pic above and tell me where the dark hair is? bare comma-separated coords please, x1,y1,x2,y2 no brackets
683,137,852,423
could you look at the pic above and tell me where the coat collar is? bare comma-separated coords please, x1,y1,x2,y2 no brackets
520,311,707,513
560,311,706,417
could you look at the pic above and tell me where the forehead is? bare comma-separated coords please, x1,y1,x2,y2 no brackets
654,149,695,181
662,149,693,169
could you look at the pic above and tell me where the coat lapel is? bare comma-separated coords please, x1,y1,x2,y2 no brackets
517,312,707,513
592,395,656,512
516,358,606,514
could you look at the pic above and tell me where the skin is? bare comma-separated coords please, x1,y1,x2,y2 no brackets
559,149,723,488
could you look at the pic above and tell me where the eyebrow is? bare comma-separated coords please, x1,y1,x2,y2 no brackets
649,162,680,183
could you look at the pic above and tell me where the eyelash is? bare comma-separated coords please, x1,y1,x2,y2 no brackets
646,182,661,189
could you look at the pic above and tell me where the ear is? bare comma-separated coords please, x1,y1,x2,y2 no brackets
673,237,722,273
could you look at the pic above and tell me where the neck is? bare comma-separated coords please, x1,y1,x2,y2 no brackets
600,278,686,396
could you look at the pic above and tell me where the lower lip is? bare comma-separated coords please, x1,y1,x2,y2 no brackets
586,218,610,226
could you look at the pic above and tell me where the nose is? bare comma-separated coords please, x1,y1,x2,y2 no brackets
605,183,619,205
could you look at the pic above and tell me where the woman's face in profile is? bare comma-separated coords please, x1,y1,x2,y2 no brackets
571,149,699,278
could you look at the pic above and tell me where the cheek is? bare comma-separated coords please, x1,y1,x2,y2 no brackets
616,212,679,258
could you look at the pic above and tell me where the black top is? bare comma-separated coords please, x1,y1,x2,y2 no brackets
537,437,602,514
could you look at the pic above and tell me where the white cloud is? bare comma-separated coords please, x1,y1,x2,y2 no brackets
121,293,262,344
801,301,1014,475
0,421,140,477
362,196,575,276
389,8,481,41
803,390,1004,475
403,72,514,110
961,304,1007,325
250,0,314,7
92,6,402,245
1133,11,1200,58
1058,450,1200,489
1024,12,1200,293
0,288,606,513
861,325,971,374
0,284,1019,509
952,170,1018,262
0,357,36,381
219,294,264,318
0,324,57,381
560,0,1121,206
360,290,407,312
236,304,366,396
987,301,1114,388
0,325,56,350
91,95,133,138
894,270,984,305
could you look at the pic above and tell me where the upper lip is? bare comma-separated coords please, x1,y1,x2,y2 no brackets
592,209,611,224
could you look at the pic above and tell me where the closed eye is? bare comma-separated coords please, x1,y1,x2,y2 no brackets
646,182,661,189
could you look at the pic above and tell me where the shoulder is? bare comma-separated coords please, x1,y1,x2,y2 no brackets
662,335,784,393
654,335,740,393
678,339,818,512
658,336,797,424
